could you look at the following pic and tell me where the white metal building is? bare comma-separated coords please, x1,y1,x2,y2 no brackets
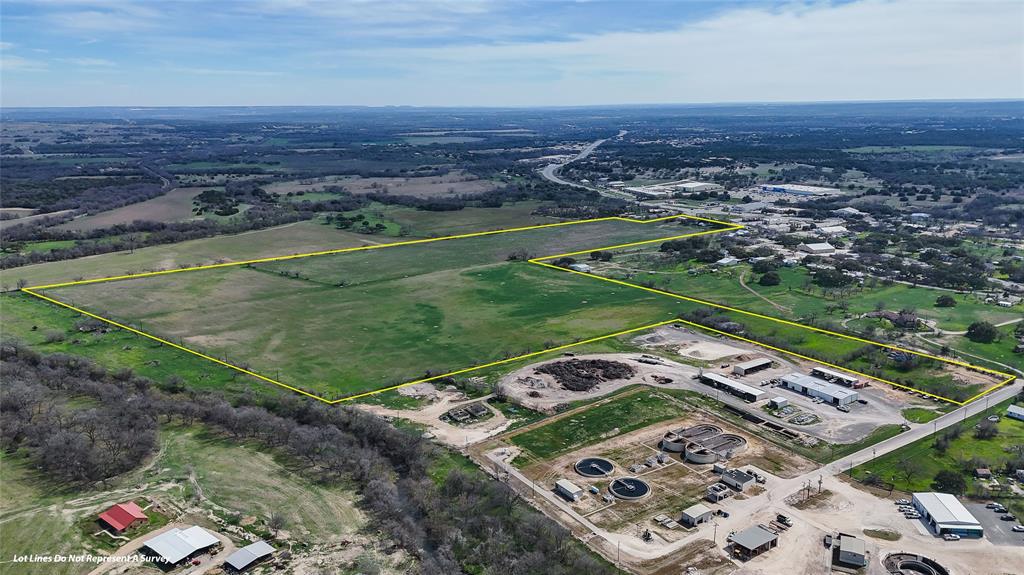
780,374,859,406
224,540,275,572
912,492,983,538
798,242,836,255
142,526,220,565
555,479,584,501
676,182,723,193
1007,404,1024,422
760,184,840,196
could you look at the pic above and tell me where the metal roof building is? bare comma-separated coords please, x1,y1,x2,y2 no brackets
733,358,773,376
1007,404,1024,421
912,492,983,538
730,524,778,559
810,366,862,388
555,479,584,501
98,502,147,533
780,373,859,406
143,526,220,564
698,372,766,402
681,503,713,527
837,535,867,567
224,540,275,572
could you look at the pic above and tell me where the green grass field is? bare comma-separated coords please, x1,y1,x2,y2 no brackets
4,203,557,289
608,258,1019,332
39,218,701,399
851,399,1024,493
509,391,687,460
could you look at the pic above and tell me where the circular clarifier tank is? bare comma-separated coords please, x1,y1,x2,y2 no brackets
608,477,650,500
575,457,615,477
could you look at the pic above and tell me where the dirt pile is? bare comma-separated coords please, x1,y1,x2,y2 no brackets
536,359,635,391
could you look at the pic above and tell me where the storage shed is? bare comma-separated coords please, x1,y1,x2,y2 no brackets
224,540,275,572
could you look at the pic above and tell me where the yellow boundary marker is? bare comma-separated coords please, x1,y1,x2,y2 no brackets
21,213,1013,406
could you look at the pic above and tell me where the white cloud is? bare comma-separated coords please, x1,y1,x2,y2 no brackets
320,0,1024,105
60,57,116,66
0,54,49,72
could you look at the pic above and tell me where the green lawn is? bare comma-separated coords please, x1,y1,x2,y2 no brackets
509,391,687,460
901,407,943,424
942,324,1024,372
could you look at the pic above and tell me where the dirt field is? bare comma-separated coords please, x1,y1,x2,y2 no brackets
265,170,499,198
56,187,209,231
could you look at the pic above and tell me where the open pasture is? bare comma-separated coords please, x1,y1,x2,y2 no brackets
40,218,701,399
55,187,210,231
265,170,499,198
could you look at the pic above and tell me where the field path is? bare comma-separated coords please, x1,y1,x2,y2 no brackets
738,269,792,314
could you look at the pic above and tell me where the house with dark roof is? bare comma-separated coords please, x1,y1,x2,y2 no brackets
98,502,148,534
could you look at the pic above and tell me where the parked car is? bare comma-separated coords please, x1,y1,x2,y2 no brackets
943,534,961,541
1001,514,1017,521
824,534,833,547
1011,525,1024,533
986,502,999,508
837,404,850,413
905,513,921,519
895,499,911,505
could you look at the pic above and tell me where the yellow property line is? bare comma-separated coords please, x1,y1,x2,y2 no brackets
20,212,1013,406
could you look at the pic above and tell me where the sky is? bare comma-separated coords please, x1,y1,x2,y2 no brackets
1,0,1022,108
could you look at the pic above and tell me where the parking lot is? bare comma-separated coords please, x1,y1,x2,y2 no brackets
965,503,1024,546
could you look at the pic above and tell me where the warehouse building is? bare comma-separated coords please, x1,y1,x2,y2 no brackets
681,503,714,527
730,524,778,560
555,479,584,502
798,242,836,255
912,492,984,538
733,358,773,376
676,182,724,193
698,372,767,402
760,184,840,196
780,374,859,406
810,367,862,388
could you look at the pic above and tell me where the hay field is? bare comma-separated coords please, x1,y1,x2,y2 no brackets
56,187,210,231
43,219,700,398
266,170,499,198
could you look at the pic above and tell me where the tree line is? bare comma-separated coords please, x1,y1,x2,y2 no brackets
0,341,617,575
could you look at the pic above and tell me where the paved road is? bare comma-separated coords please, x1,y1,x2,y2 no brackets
538,131,625,191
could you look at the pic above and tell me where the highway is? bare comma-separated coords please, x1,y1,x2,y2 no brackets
538,130,626,190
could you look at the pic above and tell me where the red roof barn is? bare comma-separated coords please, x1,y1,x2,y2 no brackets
98,502,148,533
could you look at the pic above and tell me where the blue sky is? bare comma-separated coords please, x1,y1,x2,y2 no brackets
1,0,1021,107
